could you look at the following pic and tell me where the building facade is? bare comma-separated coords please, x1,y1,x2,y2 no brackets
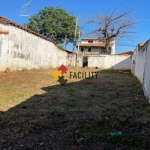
78,38,115,55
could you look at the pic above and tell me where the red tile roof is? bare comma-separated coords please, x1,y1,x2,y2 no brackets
115,51,133,55
138,42,145,47
0,16,55,44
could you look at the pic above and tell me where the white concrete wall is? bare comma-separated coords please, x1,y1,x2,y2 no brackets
143,40,150,100
66,53,76,66
0,22,71,71
131,45,147,83
83,55,131,70
131,39,150,100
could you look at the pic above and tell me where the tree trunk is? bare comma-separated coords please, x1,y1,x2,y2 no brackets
105,40,110,54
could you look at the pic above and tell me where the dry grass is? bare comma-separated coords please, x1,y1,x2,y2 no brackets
0,67,150,149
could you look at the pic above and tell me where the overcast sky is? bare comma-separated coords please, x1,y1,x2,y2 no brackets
0,0,150,53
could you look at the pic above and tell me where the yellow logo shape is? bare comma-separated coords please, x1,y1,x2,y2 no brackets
52,70,62,80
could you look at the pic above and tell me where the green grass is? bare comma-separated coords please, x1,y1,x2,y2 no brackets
25,111,35,117
20,102,28,109
0,114,14,122
116,102,132,109
0,68,149,149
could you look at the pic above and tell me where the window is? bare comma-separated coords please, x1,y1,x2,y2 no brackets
88,40,93,43
81,48,84,52
109,47,112,54
100,47,106,53
88,47,91,52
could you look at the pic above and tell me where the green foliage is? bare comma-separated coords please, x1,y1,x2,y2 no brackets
26,6,80,44
57,44,65,50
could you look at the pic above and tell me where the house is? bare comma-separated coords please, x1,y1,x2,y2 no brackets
115,51,133,56
77,38,115,67
77,38,115,55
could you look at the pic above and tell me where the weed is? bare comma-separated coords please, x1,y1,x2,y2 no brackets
0,114,14,122
30,119,39,124
25,111,35,117
115,91,121,96
89,90,96,97
146,107,150,115
20,102,27,109
66,88,74,96
116,102,132,109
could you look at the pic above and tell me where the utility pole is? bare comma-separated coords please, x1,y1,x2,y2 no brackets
64,35,67,50
72,16,78,54
76,28,81,66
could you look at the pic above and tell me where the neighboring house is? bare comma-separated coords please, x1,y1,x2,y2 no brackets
115,51,133,56
77,38,115,55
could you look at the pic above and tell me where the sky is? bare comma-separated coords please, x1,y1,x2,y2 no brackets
0,0,150,53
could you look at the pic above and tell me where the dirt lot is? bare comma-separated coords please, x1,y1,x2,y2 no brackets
0,67,150,150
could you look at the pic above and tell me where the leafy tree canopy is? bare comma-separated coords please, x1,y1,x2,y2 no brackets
26,6,80,44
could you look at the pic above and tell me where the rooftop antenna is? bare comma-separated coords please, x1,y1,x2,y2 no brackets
19,0,33,17
19,0,33,27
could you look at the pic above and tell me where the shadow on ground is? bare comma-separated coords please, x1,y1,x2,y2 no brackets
0,70,150,150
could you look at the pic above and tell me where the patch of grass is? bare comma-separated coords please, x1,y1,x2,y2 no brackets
90,92,95,97
146,107,150,117
116,102,132,109
20,102,28,109
0,114,14,122
76,123,106,142
30,119,39,124
110,132,149,150
25,111,35,117
0,67,149,149
89,88,96,97
49,106,67,116
66,88,74,96
61,97,75,107
134,103,143,109
115,91,121,96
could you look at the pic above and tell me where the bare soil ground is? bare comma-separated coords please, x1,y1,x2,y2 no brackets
0,67,150,150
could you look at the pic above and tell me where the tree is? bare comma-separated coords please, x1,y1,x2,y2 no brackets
26,6,80,45
86,9,136,54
